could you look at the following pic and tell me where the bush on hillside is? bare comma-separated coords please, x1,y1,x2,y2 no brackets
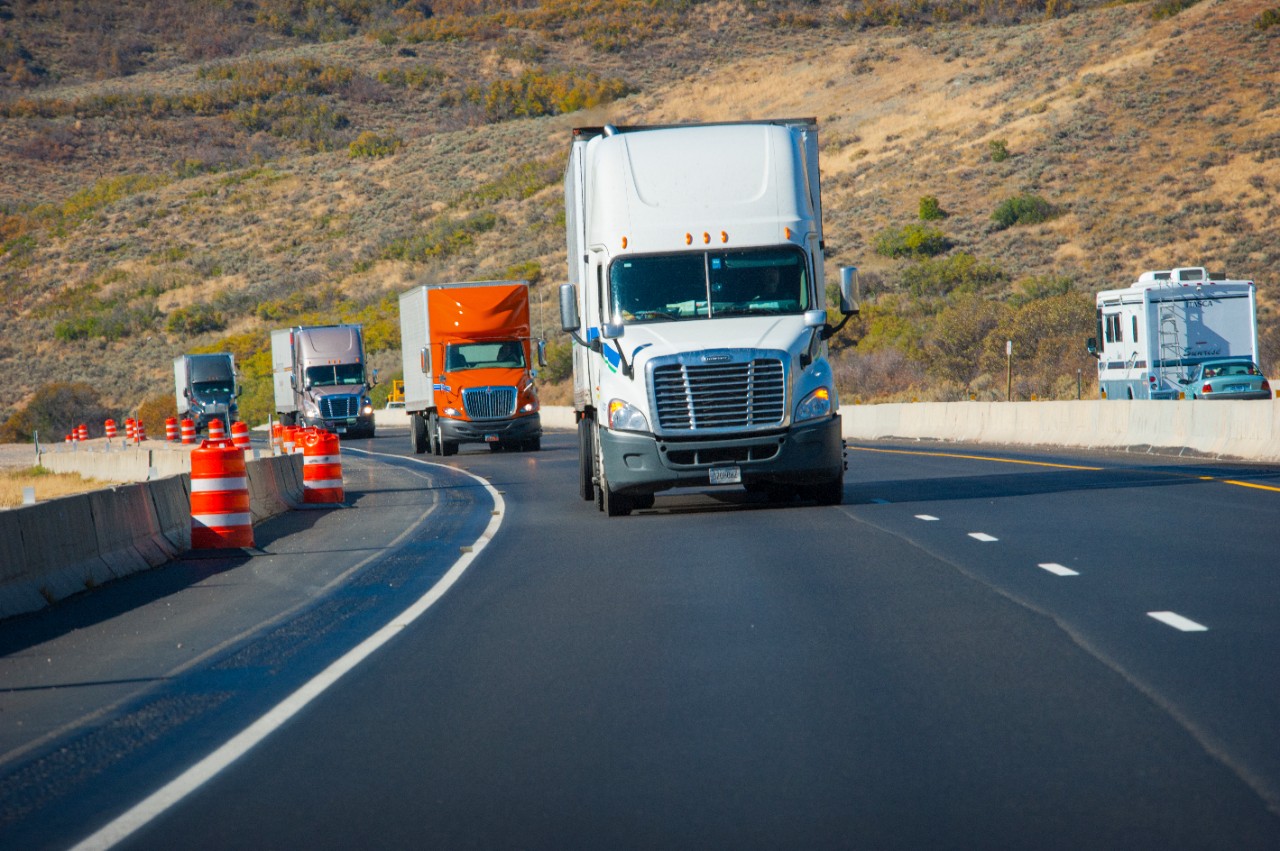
0,383,118,443
874,223,952,258
991,193,1057,230
901,253,1006,298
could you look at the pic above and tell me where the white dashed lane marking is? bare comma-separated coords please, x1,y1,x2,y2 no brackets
968,532,999,542
914,514,939,521
1148,611,1209,632
1038,563,1080,577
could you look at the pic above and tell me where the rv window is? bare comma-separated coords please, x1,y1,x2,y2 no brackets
1131,316,1138,343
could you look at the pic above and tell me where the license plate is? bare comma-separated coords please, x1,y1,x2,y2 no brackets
709,466,741,485
335,425,347,434
1225,384,1249,393
485,434,500,442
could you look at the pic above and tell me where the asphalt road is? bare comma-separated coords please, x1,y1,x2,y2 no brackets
2,428,1280,849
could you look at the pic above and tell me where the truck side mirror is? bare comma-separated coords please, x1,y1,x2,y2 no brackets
289,374,296,390
602,316,625,340
536,339,547,368
371,367,379,387
559,284,580,333
839,266,861,315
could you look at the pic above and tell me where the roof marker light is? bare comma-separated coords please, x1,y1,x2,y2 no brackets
685,233,692,245
621,236,628,249
702,232,710,244
720,231,728,243
784,227,792,239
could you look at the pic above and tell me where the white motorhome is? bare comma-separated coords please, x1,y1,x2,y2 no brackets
1088,267,1259,399
559,119,858,516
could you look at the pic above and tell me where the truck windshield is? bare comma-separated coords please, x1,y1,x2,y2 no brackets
305,363,365,387
610,246,809,323
191,380,234,397
445,341,526,371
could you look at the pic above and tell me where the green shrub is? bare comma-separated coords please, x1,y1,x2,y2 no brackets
991,193,1057,230
874,223,953,258
1151,0,1203,19
383,211,499,262
902,253,1006,299
988,139,1010,162
166,303,227,335
918,195,946,221
1255,8,1280,30
0,382,118,442
349,130,403,159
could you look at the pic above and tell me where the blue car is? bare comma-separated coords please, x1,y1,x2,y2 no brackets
1180,359,1272,400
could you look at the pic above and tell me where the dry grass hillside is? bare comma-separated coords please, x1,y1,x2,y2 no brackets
1,0,1278,435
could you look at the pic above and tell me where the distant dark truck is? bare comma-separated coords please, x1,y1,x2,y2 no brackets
174,353,239,433
271,324,377,438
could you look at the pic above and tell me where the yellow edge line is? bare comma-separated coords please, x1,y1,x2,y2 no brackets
1222,479,1280,493
847,445,1101,471
848,445,1280,493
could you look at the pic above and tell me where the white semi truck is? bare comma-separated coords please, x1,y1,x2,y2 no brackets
174,353,238,433
559,119,858,516
1087,267,1259,399
271,324,377,437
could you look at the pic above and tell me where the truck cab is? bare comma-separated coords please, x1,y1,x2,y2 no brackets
174,353,239,433
272,325,377,438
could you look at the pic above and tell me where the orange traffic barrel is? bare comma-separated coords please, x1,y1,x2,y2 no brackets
181,418,196,445
302,429,344,504
135,419,146,443
189,439,253,549
281,425,298,455
208,418,226,441
125,418,136,443
165,417,179,442
231,420,250,448
271,422,284,454
77,423,88,442
104,419,118,440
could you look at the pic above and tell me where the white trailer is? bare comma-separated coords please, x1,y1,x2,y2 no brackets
559,119,859,516
1088,267,1259,399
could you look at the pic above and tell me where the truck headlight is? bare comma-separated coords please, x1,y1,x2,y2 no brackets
608,399,649,433
303,400,320,417
794,387,832,422
362,397,373,415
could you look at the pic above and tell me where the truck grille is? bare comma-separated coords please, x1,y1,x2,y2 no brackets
652,358,786,431
463,386,516,420
319,395,358,419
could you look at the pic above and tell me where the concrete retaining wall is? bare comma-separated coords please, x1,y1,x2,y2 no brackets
1,451,305,621
535,401,1280,463
837,399,1280,463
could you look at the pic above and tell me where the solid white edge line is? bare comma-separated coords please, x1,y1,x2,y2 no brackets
1038,563,1080,577
1148,611,1209,632
968,532,999,542
71,453,504,851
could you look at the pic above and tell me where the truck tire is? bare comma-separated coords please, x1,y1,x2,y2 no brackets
799,472,844,506
427,412,441,455
410,413,427,454
441,440,458,457
600,474,633,517
577,418,594,501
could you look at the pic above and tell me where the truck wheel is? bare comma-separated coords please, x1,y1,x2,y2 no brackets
524,436,541,452
800,473,844,506
427,412,441,455
410,413,427,454
441,440,458,457
600,476,633,517
578,418,595,501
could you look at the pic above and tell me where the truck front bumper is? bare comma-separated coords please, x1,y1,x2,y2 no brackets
439,413,542,446
600,415,844,495
300,415,375,437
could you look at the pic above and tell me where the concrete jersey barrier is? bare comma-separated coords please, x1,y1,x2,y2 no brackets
1,452,305,621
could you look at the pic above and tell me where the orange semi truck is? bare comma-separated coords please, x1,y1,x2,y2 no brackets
399,280,544,455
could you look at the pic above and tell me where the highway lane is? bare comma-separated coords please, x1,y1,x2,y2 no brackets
0,440,500,850
76,431,1280,850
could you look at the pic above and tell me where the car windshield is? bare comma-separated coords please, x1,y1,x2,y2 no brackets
609,246,810,323
305,363,365,387
445,341,525,371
